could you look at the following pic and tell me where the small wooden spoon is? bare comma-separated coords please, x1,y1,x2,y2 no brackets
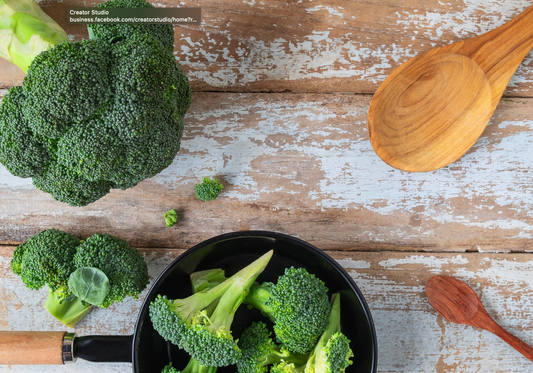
367,6,533,172
426,275,533,362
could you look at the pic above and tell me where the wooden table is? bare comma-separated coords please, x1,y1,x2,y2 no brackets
1,0,533,372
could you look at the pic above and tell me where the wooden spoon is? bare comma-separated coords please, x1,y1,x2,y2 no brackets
426,275,533,362
367,6,533,172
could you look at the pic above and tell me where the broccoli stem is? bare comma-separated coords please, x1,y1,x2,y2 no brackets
0,0,68,72
44,287,92,328
243,282,275,320
181,357,218,373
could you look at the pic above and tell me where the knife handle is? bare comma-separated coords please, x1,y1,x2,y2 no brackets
0,331,75,365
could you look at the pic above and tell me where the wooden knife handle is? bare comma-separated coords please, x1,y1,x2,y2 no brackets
0,331,67,365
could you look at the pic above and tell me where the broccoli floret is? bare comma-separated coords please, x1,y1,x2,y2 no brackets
0,0,191,207
74,233,149,308
237,321,308,373
88,0,175,52
195,178,224,202
22,39,112,139
164,209,178,227
162,360,217,373
271,294,353,373
149,250,274,367
10,229,91,327
190,268,226,293
11,229,149,327
244,267,331,354
0,86,50,178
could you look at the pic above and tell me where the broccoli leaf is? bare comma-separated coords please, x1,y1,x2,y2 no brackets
68,267,111,306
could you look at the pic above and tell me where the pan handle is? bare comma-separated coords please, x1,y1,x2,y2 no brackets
0,331,68,365
74,334,133,363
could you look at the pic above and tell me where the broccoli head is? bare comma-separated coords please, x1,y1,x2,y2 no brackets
244,267,331,354
195,178,224,202
164,209,179,228
0,0,191,206
74,233,149,308
270,294,353,373
237,321,308,373
11,229,149,327
149,250,274,367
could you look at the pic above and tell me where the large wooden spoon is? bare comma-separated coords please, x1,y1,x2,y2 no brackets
367,6,533,172
426,275,533,362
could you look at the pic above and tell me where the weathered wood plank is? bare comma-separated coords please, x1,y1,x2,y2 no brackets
1,92,532,252
1,247,533,372
2,0,533,95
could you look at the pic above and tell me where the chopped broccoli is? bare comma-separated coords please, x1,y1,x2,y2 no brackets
195,178,224,202
270,294,353,373
164,209,178,228
11,229,149,327
244,267,331,354
0,0,191,206
190,268,226,293
149,250,273,367
237,321,308,373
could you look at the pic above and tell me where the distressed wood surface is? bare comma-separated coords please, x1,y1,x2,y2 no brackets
2,0,533,95
1,91,532,252
1,247,533,372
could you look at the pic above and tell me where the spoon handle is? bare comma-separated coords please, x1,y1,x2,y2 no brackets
485,318,533,363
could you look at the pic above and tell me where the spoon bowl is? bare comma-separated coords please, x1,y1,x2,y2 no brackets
368,6,533,171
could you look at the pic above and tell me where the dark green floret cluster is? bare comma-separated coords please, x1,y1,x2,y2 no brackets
0,0,191,206
11,229,149,327
195,177,224,201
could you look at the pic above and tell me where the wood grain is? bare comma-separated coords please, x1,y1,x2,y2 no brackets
1,92,532,252
0,331,65,365
1,247,533,372
2,0,533,95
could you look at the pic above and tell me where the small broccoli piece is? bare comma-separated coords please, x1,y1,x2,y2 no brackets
0,86,50,178
88,0,175,52
190,268,226,293
162,359,217,373
244,267,331,354
74,233,149,308
10,229,91,327
164,209,178,227
270,294,354,373
195,178,224,202
149,250,273,367
237,321,308,373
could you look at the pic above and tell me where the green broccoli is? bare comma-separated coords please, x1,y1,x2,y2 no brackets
195,178,224,202
0,0,191,206
164,209,179,228
237,321,308,373
149,250,273,367
270,294,353,373
243,267,331,354
11,229,149,327
190,268,226,293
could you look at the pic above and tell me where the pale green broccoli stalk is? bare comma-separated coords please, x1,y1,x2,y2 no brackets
271,294,354,373
0,0,68,72
164,209,178,227
195,178,224,201
237,321,308,373
244,267,331,354
190,268,226,293
149,250,273,367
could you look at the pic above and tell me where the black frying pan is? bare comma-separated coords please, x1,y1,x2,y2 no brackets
1,231,378,372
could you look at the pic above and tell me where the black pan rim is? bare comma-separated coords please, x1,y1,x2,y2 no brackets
131,230,378,373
